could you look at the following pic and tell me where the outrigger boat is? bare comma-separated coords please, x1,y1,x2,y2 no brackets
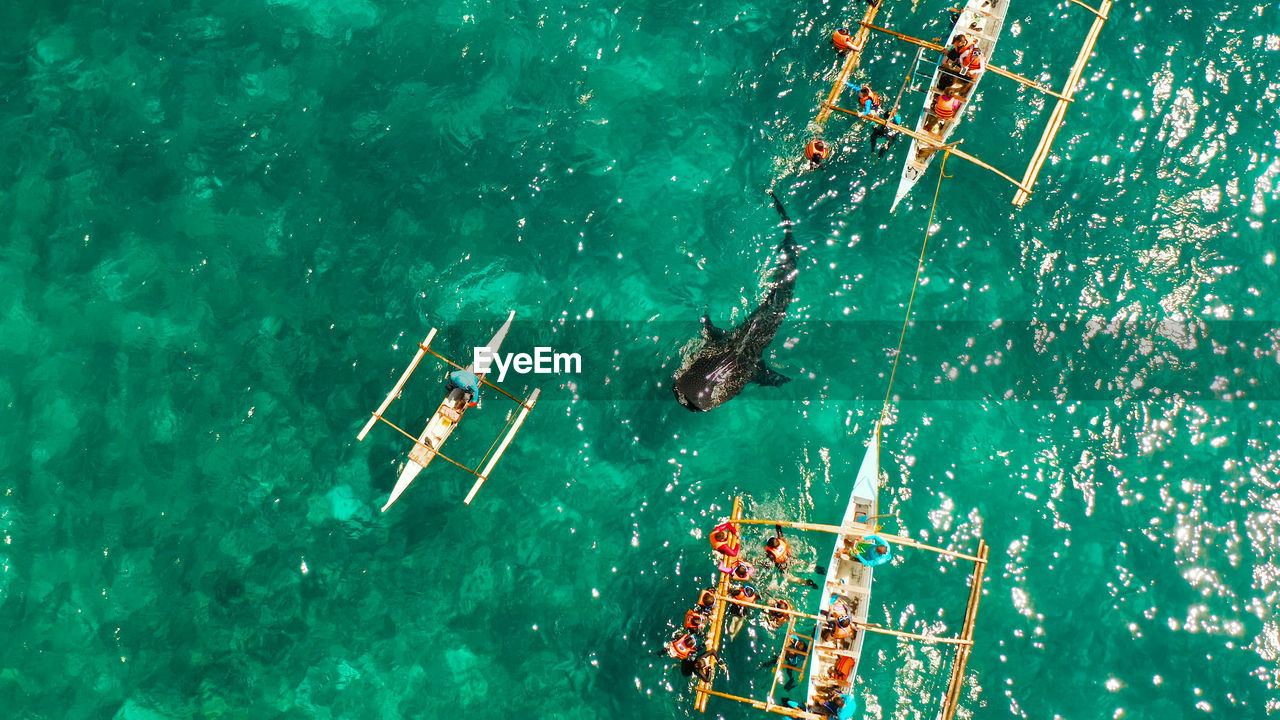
690,426,990,720
356,311,540,511
815,0,1116,207
892,0,1010,211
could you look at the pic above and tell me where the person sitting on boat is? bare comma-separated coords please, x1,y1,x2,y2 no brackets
926,91,962,133
830,596,850,616
829,613,856,640
938,34,972,91
945,33,971,63
855,535,893,567
820,691,859,720
445,369,481,408
954,44,986,92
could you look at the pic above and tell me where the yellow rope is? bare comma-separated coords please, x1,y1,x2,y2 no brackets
880,151,951,423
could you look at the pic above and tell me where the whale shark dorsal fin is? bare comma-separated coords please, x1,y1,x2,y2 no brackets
756,366,791,387
701,315,729,345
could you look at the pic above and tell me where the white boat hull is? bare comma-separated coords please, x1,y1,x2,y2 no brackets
892,0,1010,210
804,423,881,709
379,311,516,511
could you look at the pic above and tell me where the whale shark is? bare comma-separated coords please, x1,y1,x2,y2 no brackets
673,192,797,412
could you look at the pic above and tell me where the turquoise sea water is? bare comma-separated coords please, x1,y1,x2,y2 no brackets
2,0,1279,718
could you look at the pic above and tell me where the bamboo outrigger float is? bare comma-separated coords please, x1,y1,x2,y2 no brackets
814,0,1113,207
356,311,541,510
812,0,890,128
690,425,990,720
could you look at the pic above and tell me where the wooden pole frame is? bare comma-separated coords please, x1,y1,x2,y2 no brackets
824,104,1033,196
1012,0,1113,206
939,540,989,720
733,516,984,563
812,0,1113,207
694,497,990,720
813,0,889,126
716,595,973,647
765,615,798,703
463,387,541,504
358,330,540,505
372,414,476,476
856,21,1071,101
694,497,742,712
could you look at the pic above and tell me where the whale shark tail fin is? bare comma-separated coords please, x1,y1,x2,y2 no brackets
767,191,795,253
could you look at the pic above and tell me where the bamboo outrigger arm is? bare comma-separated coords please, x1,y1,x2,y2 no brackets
371,414,477,476
701,688,822,720
695,499,992,720
463,387,541,504
857,21,1070,101
733,515,985,563
715,595,974,646
420,345,537,411
1066,0,1108,19
825,103,1033,197
940,540,990,720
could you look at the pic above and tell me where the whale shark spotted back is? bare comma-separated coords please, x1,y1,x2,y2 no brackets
672,193,798,412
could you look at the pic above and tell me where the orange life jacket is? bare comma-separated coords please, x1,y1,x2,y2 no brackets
730,586,758,603
832,620,855,640
697,589,716,609
683,609,706,631
804,139,829,163
833,655,856,682
671,633,698,659
961,46,985,72
709,529,739,555
766,537,789,564
860,89,883,109
731,561,755,581
935,94,961,119
832,29,855,51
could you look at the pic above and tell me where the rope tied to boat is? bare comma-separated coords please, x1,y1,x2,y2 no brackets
880,150,951,424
